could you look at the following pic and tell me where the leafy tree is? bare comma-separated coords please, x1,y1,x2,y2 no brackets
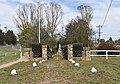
0,29,5,45
115,38,120,44
5,30,17,45
106,37,114,44
77,5,94,46
18,23,50,47
65,16,94,46
18,24,33,47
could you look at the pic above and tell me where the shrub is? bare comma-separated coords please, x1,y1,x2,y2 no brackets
97,41,118,55
47,46,56,58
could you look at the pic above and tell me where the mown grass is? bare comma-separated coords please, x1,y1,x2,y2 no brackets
0,56,120,84
0,46,20,65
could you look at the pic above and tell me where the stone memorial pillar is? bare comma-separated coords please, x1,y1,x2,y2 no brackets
58,44,62,51
42,45,47,60
68,44,73,60
84,47,91,61
57,43,62,55
23,48,32,61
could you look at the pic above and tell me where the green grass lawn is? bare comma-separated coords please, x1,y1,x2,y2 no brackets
0,46,20,65
0,56,120,84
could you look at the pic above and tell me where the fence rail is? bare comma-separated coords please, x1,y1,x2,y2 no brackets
89,50,120,59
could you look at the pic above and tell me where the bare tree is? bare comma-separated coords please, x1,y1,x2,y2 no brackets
14,6,29,31
14,3,44,31
77,5,93,25
44,2,63,38
14,3,45,45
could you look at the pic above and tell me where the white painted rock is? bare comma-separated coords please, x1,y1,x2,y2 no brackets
74,63,80,67
91,67,97,73
41,59,45,62
69,59,73,62
71,60,75,64
11,69,17,75
39,61,42,64
33,62,37,67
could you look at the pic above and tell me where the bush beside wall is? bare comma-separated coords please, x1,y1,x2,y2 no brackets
97,42,119,55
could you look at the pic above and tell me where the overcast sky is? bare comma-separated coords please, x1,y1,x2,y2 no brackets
0,0,120,40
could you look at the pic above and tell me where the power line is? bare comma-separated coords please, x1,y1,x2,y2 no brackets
102,0,113,27
96,0,113,42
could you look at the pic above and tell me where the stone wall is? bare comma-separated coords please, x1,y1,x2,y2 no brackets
23,48,32,61
83,47,91,61
67,44,91,61
42,45,47,61
23,45,48,61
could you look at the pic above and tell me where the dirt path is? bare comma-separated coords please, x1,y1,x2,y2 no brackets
0,53,62,69
0,59,20,69
0,56,28,69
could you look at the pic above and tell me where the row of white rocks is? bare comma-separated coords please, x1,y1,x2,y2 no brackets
33,59,45,67
11,59,46,75
69,59,80,67
11,59,97,75
69,59,97,74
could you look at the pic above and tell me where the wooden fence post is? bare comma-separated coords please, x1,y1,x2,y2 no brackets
106,51,108,59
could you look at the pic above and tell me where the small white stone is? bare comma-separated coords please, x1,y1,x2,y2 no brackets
74,63,80,67
69,59,73,62
11,69,17,75
39,61,42,64
33,62,37,67
71,60,75,64
41,59,45,62
91,67,97,73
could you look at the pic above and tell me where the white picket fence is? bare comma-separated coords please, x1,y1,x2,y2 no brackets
89,50,120,59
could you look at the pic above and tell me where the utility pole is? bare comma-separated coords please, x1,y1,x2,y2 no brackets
96,25,102,44
94,34,97,46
